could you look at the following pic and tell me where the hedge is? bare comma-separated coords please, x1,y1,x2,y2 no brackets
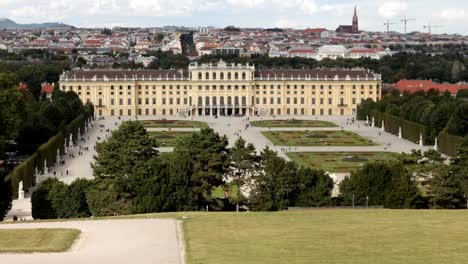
368,110,430,145
437,131,464,157
8,108,93,199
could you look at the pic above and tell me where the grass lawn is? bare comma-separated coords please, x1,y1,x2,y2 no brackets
0,228,80,253
148,131,197,147
141,120,208,128
181,210,468,264
262,130,376,146
251,119,337,128
287,152,398,172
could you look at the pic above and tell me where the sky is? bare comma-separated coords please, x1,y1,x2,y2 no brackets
0,0,467,34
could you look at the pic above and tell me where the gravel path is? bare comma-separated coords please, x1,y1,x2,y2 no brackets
0,218,183,264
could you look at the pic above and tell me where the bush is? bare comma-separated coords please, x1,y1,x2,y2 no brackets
57,178,93,218
31,178,65,219
31,178,93,219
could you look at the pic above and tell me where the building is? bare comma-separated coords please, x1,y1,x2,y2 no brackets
393,80,468,95
59,60,382,117
336,6,359,34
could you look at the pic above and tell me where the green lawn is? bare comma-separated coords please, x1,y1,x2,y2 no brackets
251,119,337,128
262,130,376,146
141,120,208,128
148,131,197,147
181,210,468,264
287,152,398,172
0,228,80,253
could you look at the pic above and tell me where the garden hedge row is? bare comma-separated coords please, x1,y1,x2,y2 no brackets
369,110,430,145
8,109,92,198
437,131,464,157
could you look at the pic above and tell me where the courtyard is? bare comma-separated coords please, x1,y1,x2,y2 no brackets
250,119,338,128
286,152,399,172
261,130,377,146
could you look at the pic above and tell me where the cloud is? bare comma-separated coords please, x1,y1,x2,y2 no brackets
226,0,264,8
301,0,318,15
439,8,465,20
378,1,408,18
319,3,355,15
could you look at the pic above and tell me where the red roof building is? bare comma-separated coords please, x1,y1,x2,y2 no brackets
393,80,468,95
41,83,54,99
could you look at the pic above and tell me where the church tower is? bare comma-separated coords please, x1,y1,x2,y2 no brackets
352,6,359,33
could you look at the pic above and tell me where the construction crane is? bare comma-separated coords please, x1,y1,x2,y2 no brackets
423,23,443,34
400,17,415,34
384,20,396,34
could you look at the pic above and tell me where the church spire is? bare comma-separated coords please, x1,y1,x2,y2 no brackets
352,5,359,33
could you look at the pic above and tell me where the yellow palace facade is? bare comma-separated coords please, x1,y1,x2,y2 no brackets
59,61,382,117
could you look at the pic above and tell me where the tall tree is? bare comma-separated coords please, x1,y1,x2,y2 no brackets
174,128,229,209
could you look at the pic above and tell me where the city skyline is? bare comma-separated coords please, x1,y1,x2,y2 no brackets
0,0,467,34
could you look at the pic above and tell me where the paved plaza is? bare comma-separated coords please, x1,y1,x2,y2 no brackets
5,115,433,220
0,218,184,264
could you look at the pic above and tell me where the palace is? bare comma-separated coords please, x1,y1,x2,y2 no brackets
59,61,382,117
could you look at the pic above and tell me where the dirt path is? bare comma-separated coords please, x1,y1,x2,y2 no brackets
0,218,183,264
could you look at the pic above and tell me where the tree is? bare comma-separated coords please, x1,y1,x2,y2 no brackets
0,174,12,221
91,121,159,215
228,138,260,210
446,103,468,136
57,178,93,218
449,136,468,208
174,128,229,209
249,148,333,211
339,161,421,208
31,178,65,219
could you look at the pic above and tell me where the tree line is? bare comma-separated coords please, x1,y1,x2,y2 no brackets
358,89,468,140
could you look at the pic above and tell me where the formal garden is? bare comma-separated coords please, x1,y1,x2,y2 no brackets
261,130,376,146
147,131,198,147
287,152,398,172
250,119,337,128
140,119,208,128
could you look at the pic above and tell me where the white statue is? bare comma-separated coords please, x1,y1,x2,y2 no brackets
371,117,375,128
398,127,402,139
381,120,385,132
44,159,48,175
419,133,424,147
69,133,73,148
434,137,438,151
18,181,24,200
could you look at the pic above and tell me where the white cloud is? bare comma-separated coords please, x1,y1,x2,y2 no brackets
439,8,465,20
378,1,408,18
226,0,264,8
301,0,318,15
319,3,354,15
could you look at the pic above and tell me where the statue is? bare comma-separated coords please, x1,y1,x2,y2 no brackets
18,181,24,200
419,133,424,147
381,120,385,132
398,127,402,139
69,133,73,148
44,160,48,175
434,137,438,151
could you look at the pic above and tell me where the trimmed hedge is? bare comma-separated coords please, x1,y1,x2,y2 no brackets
437,131,464,157
8,108,93,199
368,110,430,145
